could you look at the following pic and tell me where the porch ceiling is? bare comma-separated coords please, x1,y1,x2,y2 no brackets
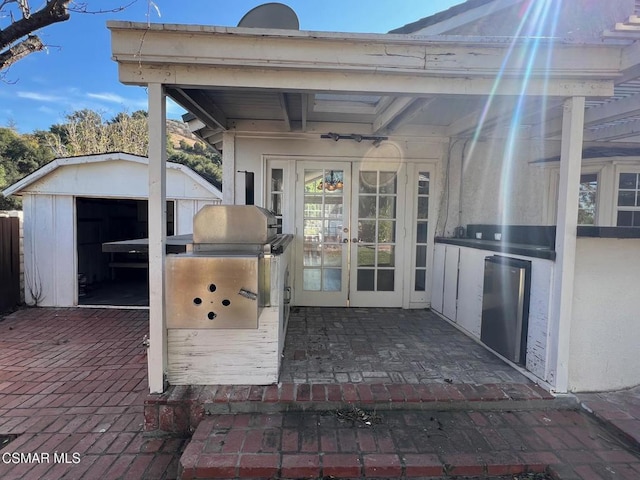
108,20,640,146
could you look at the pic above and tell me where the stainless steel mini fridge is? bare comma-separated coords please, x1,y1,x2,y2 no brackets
480,255,531,365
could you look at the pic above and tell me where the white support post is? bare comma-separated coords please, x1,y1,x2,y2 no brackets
147,83,167,394
222,131,236,205
550,96,585,393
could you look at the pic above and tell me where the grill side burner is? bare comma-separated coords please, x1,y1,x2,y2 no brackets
166,254,263,329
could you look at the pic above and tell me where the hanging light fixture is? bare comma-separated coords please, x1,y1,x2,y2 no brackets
317,170,344,191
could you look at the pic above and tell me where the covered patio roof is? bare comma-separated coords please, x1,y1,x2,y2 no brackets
108,6,640,395
108,21,640,149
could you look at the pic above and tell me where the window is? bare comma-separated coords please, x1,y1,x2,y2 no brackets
414,172,430,292
578,173,597,225
616,172,640,226
270,168,284,233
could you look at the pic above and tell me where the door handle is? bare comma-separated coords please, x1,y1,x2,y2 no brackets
351,238,360,243
342,238,349,243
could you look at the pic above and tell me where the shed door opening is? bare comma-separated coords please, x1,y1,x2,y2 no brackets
76,197,174,306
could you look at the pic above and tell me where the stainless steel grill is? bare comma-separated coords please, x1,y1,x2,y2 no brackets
166,205,292,329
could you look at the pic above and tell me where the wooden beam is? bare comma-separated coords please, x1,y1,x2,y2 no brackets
550,96,585,393
278,92,291,131
384,97,437,134
300,93,309,132
147,83,167,394
584,120,640,141
373,97,415,134
168,88,227,131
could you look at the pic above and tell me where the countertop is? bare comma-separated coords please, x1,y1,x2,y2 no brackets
435,237,556,260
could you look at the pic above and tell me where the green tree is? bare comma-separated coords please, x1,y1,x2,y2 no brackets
0,127,54,209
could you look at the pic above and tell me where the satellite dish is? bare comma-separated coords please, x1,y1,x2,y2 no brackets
238,3,299,30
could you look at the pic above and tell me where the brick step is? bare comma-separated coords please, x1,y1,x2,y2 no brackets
145,382,573,436
178,412,548,479
177,407,635,479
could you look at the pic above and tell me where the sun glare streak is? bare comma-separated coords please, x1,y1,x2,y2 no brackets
461,0,562,228
500,0,557,224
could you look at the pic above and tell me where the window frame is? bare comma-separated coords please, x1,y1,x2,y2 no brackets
613,165,640,227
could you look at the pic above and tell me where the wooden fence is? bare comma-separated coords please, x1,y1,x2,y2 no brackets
0,216,20,312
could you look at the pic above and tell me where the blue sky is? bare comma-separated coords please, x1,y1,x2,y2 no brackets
0,0,463,133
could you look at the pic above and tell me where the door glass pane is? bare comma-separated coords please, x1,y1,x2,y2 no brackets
417,197,429,219
377,270,395,291
416,246,427,267
323,244,342,267
323,269,341,291
377,246,395,267
378,197,396,219
415,270,426,291
303,269,321,291
416,222,428,243
359,171,377,193
617,211,633,226
418,174,430,195
379,172,397,194
357,269,375,291
358,196,377,218
358,221,376,242
302,168,344,292
357,245,376,267
378,221,396,243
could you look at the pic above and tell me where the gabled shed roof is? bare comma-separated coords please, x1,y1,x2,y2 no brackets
2,152,222,198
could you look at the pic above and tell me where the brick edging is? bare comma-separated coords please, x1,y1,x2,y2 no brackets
144,382,563,436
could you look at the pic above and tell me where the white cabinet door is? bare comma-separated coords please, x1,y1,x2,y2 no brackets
442,246,460,321
456,248,485,338
430,243,446,313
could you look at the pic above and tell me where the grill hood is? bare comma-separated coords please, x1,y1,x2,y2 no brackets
193,205,278,245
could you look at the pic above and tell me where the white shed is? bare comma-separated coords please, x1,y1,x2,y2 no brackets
2,153,222,307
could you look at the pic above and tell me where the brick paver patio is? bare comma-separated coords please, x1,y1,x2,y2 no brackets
0,308,185,479
1,307,639,480
280,307,531,385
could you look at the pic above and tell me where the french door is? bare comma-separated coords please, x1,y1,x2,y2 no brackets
295,161,405,307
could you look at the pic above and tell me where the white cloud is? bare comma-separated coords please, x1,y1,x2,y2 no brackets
17,91,65,103
87,92,128,103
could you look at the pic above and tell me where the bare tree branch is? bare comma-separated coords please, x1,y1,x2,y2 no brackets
0,33,42,70
1,0,141,73
16,0,30,18
68,0,139,15
0,0,70,50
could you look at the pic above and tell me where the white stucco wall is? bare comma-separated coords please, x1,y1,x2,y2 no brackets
569,237,640,392
232,134,445,207
443,139,549,234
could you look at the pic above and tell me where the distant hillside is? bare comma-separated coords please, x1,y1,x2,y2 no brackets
167,119,203,149
1,114,222,210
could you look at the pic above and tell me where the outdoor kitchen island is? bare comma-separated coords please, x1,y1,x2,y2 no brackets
432,224,640,393
165,205,293,385
432,226,555,388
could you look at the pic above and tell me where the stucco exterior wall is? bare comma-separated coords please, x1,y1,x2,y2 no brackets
232,134,446,207
441,139,549,233
569,237,640,392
